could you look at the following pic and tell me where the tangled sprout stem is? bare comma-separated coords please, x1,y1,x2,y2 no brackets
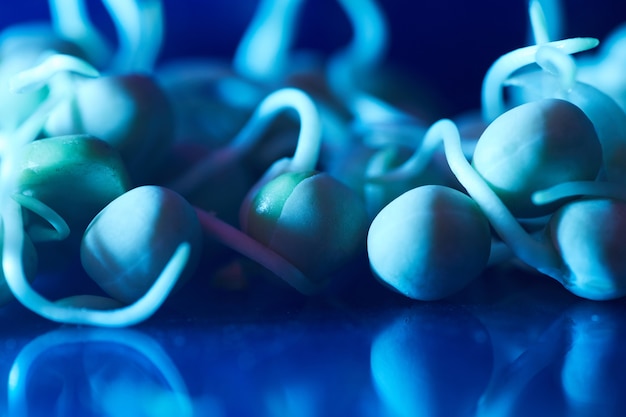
481,36,599,122
49,0,164,73
102,0,165,73
0,53,193,327
48,0,112,67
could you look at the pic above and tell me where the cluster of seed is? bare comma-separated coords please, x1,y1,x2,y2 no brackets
0,0,624,327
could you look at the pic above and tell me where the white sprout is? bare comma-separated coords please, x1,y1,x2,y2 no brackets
102,0,165,73
481,37,599,122
11,193,70,242
326,0,411,128
365,118,446,184
529,0,551,45
532,181,626,206
48,0,113,66
9,53,99,94
233,0,305,84
534,45,577,91
168,87,322,196
507,64,626,183
331,0,389,80
0,55,190,327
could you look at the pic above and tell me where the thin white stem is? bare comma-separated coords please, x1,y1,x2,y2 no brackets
481,37,599,122
9,53,99,94
8,54,99,141
536,0,565,43
0,86,71,212
533,181,626,205
12,193,70,242
11,92,68,149
102,0,164,73
437,118,564,279
195,207,320,295
169,88,322,195
535,45,577,91
48,0,112,67
233,0,305,83
8,327,193,417
2,199,191,327
326,0,392,123
529,0,550,45
335,0,389,70
366,117,444,184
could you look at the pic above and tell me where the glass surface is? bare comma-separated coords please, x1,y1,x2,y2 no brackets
1,263,626,416
0,1,625,416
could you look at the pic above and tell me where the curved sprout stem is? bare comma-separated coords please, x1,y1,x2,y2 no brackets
11,92,68,150
534,0,565,44
2,199,191,327
327,0,392,121
435,118,564,280
532,181,626,205
8,328,193,417
12,193,70,242
9,53,99,94
335,0,389,71
535,45,577,91
102,0,164,73
48,0,112,67
481,37,599,122
328,0,388,96
0,85,70,211
169,88,322,195
529,0,550,45
233,0,305,83
1,76,79,205
195,207,321,295
366,116,444,184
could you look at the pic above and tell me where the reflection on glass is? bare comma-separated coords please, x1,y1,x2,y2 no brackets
370,304,493,417
561,302,626,417
239,323,376,417
477,300,626,417
476,312,570,417
8,327,194,417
